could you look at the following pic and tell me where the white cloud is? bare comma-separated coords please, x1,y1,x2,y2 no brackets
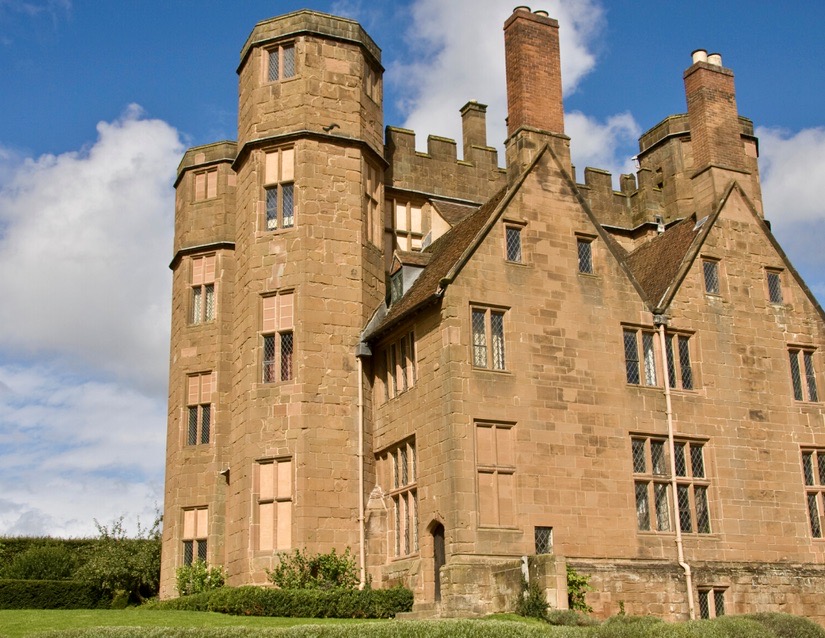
566,110,641,180
389,0,605,157
756,126,825,307
0,362,165,537
0,104,183,396
0,106,181,536
757,126,825,225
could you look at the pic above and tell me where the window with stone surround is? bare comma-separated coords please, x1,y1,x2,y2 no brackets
182,507,208,565
664,332,695,391
766,269,784,304
576,235,594,274
535,526,553,554
471,306,507,371
264,147,295,231
698,588,726,619
190,255,216,325
702,258,720,295
623,328,657,386
476,422,515,527
364,160,382,247
266,43,295,82
389,199,424,251
186,372,214,445
255,458,293,551
193,168,217,201
504,223,523,263
378,439,418,557
801,449,825,538
631,436,711,534
382,331,416,400
789,347,818,402
261,292,294,383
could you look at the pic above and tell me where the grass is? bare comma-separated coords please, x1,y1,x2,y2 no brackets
0,609,378,638
1,609,823,638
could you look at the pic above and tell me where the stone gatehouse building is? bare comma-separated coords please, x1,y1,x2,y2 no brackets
161,7,825,621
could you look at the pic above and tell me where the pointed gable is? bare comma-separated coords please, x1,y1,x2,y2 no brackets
365,187,507,339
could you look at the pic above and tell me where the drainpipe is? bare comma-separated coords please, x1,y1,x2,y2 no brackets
655,315,695,620
355,343,372,589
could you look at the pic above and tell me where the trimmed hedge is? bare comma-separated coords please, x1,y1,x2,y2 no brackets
157,585,413,619
0,578,110,609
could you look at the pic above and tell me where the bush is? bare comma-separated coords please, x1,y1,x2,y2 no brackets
546,609,598,626
514,578,548,621
267,548,359,590
744,612,825,638
0,578,109,609
176,560,226,596
157,584,413,619
566,565,593,613
1,544,77,580
74,516,161,604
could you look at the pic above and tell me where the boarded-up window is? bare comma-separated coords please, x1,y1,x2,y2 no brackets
476,422,515,527
256,458,293,551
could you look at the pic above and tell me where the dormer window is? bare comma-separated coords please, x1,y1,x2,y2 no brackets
390,271,403,303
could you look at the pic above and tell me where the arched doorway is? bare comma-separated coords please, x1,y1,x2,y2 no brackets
431,522,445,602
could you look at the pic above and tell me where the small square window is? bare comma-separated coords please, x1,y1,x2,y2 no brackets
535,526,553,554
767,270,783,304
577,238,593,274
698,588,726,619
267,44,295,82
505,226,522,263
702,259,720,295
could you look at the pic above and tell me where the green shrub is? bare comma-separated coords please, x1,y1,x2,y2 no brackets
546,608,598,626
514,578,548,621
74,516,161,604
267,548,359,590
0,578,109,609
744,612,825,638
1,544,78,580
156,584,413,619
566,565,593,613
176,560,226,596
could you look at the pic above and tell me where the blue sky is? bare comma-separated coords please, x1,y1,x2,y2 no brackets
1,0,824,537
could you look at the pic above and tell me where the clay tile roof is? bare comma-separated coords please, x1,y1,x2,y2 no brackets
624,215,703,308
430,199,480,226
367,187,507,339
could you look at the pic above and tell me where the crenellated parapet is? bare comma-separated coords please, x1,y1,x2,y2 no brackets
385,103,505,204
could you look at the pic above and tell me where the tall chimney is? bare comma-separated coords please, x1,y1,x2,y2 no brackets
684,50,744,171
460,100,488,158
504,7,564,137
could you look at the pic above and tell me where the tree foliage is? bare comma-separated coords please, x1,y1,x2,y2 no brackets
74,515,161,603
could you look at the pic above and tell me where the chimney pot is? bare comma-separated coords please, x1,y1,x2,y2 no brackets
513,5,531,12
707,52,723,67
534,9,549,16
691,49,708,64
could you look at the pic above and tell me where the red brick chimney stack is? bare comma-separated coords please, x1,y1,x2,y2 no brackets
684,50,744,171
504,6,564,138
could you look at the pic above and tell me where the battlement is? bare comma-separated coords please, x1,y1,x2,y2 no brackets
639,113,755,156
385,102,506,204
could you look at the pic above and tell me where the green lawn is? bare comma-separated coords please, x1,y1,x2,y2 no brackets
0,609,379,638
